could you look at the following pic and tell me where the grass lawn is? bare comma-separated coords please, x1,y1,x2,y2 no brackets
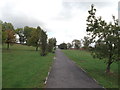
0,44,2,89
2,44,54,88
62,50,119,88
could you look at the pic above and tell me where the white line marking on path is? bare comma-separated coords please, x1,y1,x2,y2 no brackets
44,56,55,85
54,56,56,60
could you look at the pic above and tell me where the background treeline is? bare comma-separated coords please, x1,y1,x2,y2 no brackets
0,20,57,56
58,36,90,50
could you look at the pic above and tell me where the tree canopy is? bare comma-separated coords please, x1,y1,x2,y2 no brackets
86,4,120,73
58,43,67,49
1,20,57,56
67,43,72,49
40,29,48,56
82,36,90,50
72,39,81,49
27,26,41,51
48,38,57,52
1,21,16,49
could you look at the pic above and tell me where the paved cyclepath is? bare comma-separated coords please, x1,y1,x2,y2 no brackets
46,49,104,88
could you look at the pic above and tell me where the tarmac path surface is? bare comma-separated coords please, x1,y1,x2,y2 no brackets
46,49,104,88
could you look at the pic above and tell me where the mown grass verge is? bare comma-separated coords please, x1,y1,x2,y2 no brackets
2,44,54,88
62,50,119,88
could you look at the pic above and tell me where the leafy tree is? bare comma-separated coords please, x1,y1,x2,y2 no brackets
27,26,41,51
47,37,57,53
0,31,1,44
2,22,14,31
53,38,57,50
72,39,81,49
15,28,25,44
86,4,120,73
58,43,67,49
40,29,47,56
47,38,54,52
23,26,33,44
67,43,72,49
1,21,16,49
1,22,15,44
2,31,7,44
82,36,90,50
5,30,16,49
0,20,2,44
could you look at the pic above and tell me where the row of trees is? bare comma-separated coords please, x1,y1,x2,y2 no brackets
58,37,90,50
1,20,57,56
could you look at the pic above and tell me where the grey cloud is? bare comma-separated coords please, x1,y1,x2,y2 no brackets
54,1,113,20
53,6,73,20
0,2,45,29
1,14,44,29
62,1,113,10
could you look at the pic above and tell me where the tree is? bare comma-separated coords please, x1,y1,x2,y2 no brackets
0,31,1,44
23,26,33,44
112,17,120,66
58,43,67,49
5,30,16,49
27,26,41,51
53,38,57,50
0,21,3,44
47,37,57,53
72,39,81,49
0,32,1,45
2,22,15,44
67,43,72,49
86,4,120,73
1,21,16,49
15,28,25,44
82,36,90,50
2,31,7,44
40,29,47,56
47,38,54,52
2,22,14,31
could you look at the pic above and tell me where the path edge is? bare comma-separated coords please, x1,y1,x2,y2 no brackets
62,50,106,89
44,56,56,87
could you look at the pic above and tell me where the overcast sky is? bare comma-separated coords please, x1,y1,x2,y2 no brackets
0,0,119,44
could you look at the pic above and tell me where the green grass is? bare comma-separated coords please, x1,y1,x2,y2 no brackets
62,50,119,88
0,43,2,89
2,44,54,88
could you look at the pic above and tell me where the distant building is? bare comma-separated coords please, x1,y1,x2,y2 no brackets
15,34,20,43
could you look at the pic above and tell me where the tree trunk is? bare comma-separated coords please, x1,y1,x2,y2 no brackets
106,63,111,73
106,43,112,73
7,43,9,50
36,46,38,51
